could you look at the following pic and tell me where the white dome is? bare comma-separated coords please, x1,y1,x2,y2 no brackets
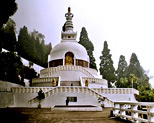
50,41,89,62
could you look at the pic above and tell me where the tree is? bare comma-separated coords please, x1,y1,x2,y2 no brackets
0,52,24,86
125,53,151,89
79,27,97,70
20,66,37,86
99,41,116,87
0,0,18,28
125,53,144,78
17,27,52,67
17,26,30,58
138,84,154,102
3,18,17,51
118,77,129,88
115,55,128,87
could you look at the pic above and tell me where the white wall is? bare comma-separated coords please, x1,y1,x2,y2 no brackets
13,92,100,108
52,71,88,81
0,92,14,108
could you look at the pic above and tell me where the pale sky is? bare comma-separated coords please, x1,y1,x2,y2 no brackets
12,0,154,87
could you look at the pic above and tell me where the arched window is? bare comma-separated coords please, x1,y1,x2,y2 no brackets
65,52,74,65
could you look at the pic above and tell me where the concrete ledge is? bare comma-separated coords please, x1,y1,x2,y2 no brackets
52,105,102,111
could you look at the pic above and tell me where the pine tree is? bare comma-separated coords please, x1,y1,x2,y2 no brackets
79,27,97,70
126,53,144,78
99,41,116,87
125,53,151,89
115,55,128,87
17,26,29,57
3,18,17,52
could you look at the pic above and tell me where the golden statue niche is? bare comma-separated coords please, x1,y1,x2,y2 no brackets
52,78,57,87
85,79,89,87
65,52,74,65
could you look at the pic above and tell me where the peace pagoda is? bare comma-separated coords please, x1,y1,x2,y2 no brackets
32,7,108,88
0,7,138,110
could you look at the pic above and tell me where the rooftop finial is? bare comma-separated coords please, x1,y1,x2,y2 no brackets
68,7,71,13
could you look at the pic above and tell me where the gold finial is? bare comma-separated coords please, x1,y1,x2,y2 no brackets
68,7,71,13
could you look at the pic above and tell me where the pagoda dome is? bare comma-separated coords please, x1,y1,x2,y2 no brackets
49,41,89,62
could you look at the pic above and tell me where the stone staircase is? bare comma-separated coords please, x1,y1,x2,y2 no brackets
28,87,114,108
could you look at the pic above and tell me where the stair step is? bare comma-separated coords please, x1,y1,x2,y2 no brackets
52,105,102,111
54,105,96,107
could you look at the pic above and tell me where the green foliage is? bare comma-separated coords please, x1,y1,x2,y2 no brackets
0,0,17,28
115,55,128,87
17,27,52,67
0,52,38,86
79,27,97,70
99,41,116,87
138,84,154,102
20,66,37,86
125,53,144,78
0,52,24,85
115,53,153,101
0,18,17,52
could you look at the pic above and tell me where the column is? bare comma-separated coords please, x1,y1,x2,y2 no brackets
113,103,120,116
131,104,138,122
147,105,154,122
120,104,126,119
63,58,65,66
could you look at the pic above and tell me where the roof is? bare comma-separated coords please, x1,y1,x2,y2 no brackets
49,41,89,62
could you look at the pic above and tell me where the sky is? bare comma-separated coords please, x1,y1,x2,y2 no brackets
12,0,154,87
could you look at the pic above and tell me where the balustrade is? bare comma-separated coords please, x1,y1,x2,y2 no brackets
81,77,107,85
113,102,154,122
40,66,94,78
12,87,53,93
92,88,139,95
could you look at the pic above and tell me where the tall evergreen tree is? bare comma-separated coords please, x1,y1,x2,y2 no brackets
17,26,30,58
126,53,151,89
99,41,116,87
115,55,128,87
3,18,17,52
79,27,97,70
0,52,24,85
125,53,144,78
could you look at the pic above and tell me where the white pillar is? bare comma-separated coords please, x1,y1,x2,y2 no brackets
131,104,138,122
63,58,65,66
120,104,126,119
147,105,154,122
113,103,120,115
74,58,76,66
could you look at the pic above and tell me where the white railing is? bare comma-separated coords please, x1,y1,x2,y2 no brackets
32,77,59,83
28,86,114,107
113,102,154,122
0,80,23,92
12,87,53,93
40,66,94,78
81,77,107,86
12,86,139,96
92,88,139,95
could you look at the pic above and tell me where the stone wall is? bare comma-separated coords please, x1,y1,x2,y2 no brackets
0,92,14,108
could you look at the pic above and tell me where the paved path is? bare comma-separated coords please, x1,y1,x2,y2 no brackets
0,108,130,123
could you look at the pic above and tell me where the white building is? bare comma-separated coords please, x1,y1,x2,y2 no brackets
0,7,138,110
